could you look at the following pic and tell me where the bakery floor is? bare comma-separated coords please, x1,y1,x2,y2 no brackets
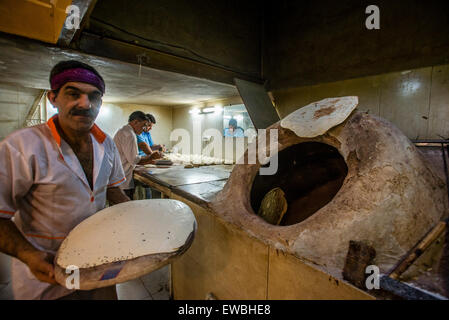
116,265,171,300
0,252,170,300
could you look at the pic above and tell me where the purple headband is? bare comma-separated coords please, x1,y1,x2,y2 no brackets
50,68,105,93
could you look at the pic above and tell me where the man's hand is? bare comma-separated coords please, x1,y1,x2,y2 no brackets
0,218,58,285
152,144,166,152
149,150,162,160
107,186,130,205
21,250,58,285
138,151,162,165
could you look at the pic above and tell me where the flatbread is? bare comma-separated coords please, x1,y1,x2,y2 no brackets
56,199,196,269
54,199,196,290
280,96,358,138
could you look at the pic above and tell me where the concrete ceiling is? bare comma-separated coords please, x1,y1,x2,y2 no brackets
0,34,239,106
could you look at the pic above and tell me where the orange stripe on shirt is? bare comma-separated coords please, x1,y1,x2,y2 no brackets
0,210,15,215
107,177,126,187
26,234,66,240
47,115,61,146
91,124,107,144
47,115,107,145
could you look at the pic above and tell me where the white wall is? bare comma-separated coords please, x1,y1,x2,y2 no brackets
0,83,42,141
171,96,250,161
110,103,173,147
272,64,449,140
0,83,43,290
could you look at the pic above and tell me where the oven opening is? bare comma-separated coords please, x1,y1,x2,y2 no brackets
250,142,348,226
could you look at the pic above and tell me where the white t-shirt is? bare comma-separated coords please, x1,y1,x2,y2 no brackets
113,124,142,190
0,115,125,299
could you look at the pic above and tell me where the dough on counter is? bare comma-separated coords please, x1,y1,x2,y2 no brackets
165,153,226,165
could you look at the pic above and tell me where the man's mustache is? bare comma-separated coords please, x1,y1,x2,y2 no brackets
70,108,94,117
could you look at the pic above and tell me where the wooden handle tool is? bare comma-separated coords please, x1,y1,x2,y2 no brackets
388,219,448,280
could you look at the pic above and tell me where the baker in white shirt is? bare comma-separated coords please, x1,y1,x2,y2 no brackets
0,60,130,300
113,111,162,199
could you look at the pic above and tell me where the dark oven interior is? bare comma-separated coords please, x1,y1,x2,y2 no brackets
250,142,348,226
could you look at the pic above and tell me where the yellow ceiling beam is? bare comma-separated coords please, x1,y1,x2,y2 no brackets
0,0,72,44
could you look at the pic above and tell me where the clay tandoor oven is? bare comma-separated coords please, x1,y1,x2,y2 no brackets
211,96,448,279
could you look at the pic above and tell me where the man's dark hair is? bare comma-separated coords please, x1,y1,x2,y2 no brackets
49,60,105,93
146,113,156,124
229,118,238,128
129,111,148,122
